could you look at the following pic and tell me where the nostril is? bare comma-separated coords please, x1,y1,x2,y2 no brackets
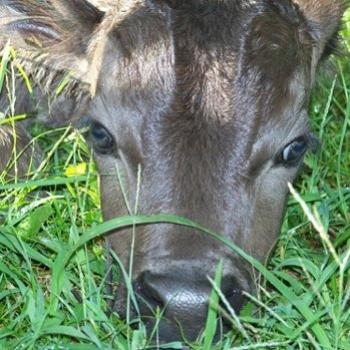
134,271,165,311
221,278,245,313
224,288,245,313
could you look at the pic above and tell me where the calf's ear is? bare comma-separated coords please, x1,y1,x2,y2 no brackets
0,0,105,125
0,0,104,83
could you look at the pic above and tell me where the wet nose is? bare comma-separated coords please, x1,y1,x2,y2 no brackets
134,270,245,341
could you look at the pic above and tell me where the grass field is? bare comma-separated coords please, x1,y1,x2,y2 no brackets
0,21,350,350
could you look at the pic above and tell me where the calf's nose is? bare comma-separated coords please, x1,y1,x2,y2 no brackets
134,270,245,341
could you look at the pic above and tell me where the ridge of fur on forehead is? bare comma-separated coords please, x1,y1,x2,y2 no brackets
164,1,311,125
242,0,346,92
238,2,313,97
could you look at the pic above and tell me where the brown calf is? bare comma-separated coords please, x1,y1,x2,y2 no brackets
0,0,345,341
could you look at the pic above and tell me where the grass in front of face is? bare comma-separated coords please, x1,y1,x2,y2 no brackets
1,36,350,350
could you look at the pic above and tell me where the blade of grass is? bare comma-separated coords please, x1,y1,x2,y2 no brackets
203,260,223,350
0,41,10,94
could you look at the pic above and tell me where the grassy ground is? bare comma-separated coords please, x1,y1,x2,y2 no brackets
0,29,350,350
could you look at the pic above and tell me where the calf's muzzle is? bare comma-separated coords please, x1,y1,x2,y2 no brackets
131,266,246,341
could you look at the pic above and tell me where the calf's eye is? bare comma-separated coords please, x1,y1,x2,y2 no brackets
90,122,115,154
279,136,308,166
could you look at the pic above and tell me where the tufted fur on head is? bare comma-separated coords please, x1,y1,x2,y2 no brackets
0,0,145,124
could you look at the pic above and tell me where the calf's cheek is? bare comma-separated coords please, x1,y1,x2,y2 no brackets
245,175,291,262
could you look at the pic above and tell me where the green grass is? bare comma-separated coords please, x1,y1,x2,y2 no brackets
0,31,350,350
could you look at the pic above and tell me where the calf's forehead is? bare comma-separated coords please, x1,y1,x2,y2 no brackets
96,0,315,140
90,0,346,169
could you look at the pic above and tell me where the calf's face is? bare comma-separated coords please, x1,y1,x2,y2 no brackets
89,0,343,340
1,0,344,342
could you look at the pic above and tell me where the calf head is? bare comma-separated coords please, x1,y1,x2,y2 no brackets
1,0,344,341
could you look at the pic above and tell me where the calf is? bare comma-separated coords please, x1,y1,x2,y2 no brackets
0,0,344,342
